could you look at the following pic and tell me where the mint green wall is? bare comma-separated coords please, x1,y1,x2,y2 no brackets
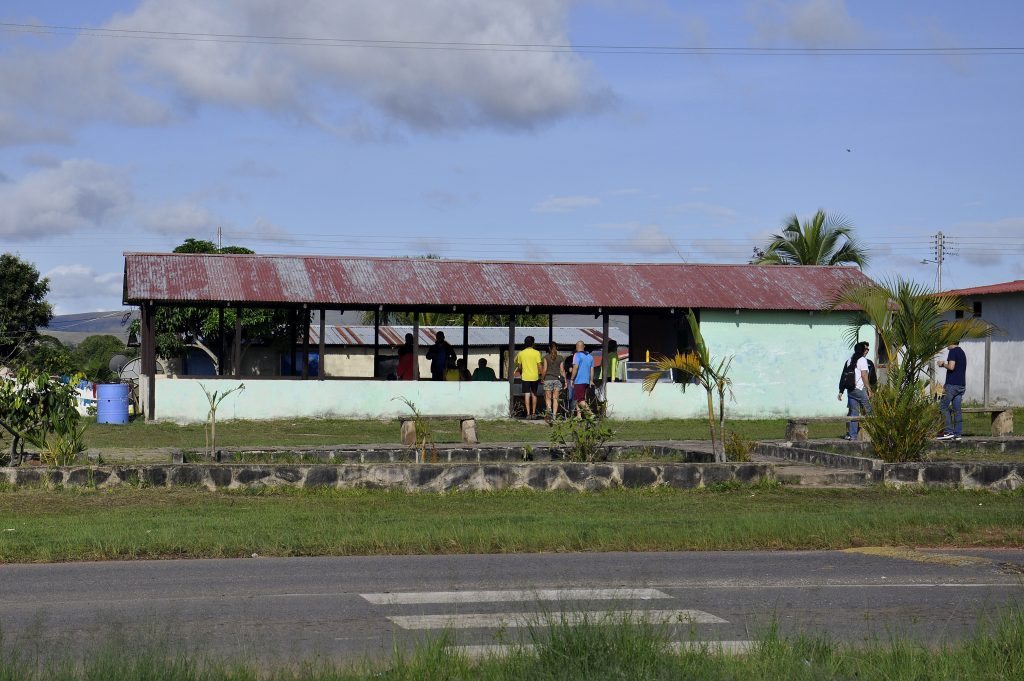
154,379,511,424
699,310,869,418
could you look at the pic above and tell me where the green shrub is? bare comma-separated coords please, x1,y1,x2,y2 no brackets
723,432,754,462
550,405,614,462
864,365,941,463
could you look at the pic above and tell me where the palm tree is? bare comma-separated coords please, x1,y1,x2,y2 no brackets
754,210,868,268
642,310,733,462
830,278,991,389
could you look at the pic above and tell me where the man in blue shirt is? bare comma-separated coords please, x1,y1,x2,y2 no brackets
570,341,595,416
937,340,967,441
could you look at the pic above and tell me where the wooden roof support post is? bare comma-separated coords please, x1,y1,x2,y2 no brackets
141,302,156,422
318,308,326,380
508,313,516,417
548,313,554,346
462,312,469,369
601,311,610,398
233,307,242,379
301,306,310,379
288,308,297,376
373,309,380,379
412,312,420,380
217,307,225,376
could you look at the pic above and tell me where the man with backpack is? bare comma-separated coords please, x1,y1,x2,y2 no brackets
838,341,874,440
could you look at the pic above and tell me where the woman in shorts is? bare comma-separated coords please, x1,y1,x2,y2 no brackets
540,342,565,419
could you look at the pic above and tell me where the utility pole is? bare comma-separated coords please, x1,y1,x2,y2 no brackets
217,226,223,250
934,231,945,292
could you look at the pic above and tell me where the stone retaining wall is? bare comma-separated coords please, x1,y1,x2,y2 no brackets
883,462,1024,490
177,442,713,465
0,462,769,492
757,442,881,473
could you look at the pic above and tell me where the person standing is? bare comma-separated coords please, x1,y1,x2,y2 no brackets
396,333,415,381
570,341,595,417
515,335,543,419
425,331,456,381
540,342,565,420
937,340,967,441
837,341,873,440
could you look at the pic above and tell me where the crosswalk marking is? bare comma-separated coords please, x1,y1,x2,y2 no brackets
451,640,754,659
388,609,727,630
361,588,670,605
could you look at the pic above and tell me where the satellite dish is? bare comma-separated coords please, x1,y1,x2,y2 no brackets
109,354,130,374
119,357,165,382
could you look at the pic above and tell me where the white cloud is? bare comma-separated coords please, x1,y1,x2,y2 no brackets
601,223,680,256
0,1,607,145
747,0,864,48
533,195,601,213
0,160,133,240
136,201,219,237
43,265,123,314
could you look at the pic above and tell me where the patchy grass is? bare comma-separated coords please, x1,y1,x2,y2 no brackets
0,486,1021,563
1,610,1022,680
83,416,1006,450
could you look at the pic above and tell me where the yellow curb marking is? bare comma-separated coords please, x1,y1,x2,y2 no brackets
842,546,995,568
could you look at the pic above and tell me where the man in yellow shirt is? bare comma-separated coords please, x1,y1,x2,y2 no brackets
515,335,543,419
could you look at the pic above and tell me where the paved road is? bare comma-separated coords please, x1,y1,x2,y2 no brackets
2,550,1022,663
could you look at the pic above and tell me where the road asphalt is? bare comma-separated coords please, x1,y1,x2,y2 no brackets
2,549,1022,664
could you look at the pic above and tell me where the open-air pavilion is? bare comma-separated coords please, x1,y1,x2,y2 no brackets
122,252,873,424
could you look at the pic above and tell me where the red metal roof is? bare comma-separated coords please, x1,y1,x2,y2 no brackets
942,280,1024,297
122,253,873,311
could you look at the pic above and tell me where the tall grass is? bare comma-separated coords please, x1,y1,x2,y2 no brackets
2,611,1022,680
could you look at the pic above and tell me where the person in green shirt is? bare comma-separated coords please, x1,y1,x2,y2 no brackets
472,358,496,381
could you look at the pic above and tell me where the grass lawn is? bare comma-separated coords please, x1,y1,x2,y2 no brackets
80,413,999,450
1,485,1021,563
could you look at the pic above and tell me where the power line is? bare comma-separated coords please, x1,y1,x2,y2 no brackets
2,22,1023,56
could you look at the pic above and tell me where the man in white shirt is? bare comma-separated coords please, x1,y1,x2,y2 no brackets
837,341,873,440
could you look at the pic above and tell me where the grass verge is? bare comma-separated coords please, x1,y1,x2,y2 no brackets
2,610,1022,680
1,485,1021,562
79,412,1001,450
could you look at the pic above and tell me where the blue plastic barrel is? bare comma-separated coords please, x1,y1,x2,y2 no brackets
96,383,130,425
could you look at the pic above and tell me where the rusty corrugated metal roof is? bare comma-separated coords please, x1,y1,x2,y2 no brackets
942,280,1024,297
122,253,873,311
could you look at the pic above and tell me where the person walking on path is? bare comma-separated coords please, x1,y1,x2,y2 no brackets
838,341,873,440
937,340,967,441
540,342,565,420
570,341,595,417
515,335,543,419
425,331,456,381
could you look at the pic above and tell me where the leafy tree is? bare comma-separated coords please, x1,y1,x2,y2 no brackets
0,253,53,364
129,239,289,370
754,210,868,268
20,336,75,376
72,334,133,383
0,367,84,465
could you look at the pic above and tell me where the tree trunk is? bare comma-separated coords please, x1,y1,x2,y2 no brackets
705,389,722,463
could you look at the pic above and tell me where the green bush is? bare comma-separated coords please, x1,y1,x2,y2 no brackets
864,365,941,463
550,405,613,462
723,432,754,462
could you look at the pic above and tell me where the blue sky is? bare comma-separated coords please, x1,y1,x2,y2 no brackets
1,1,1022,313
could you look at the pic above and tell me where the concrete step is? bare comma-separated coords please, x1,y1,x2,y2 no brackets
776,466,872,488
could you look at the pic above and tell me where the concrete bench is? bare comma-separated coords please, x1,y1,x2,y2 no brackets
786,416,868,443
960,408,1014,436
399,414,478,446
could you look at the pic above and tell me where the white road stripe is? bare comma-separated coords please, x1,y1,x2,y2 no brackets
388,609,727,630
451,640,755,659
361,588,670,605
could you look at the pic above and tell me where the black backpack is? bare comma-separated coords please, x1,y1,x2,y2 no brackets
839,361,857,392
866,359,878,389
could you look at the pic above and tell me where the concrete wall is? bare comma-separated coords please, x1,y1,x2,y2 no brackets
699,310,870,418
153,378,511,423
951,293,1024,405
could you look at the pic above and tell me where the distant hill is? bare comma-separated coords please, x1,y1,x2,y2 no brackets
41,310,137,346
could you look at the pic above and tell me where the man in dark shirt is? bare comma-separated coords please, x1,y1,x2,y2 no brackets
937,340,967,441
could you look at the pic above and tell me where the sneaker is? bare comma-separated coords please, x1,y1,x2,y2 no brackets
936,432,954,441
953,435,963,442
842,435,853,441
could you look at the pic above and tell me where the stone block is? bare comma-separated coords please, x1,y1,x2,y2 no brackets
66,468,110,487
461,418,478,444
171,466,204,486
527,466,558,489
700,465,734,486
921,464,962,484
304,466,338,487
274,466,303,483
235,468,271,485
621,465,659,488
400,420,416,446
885,465,921,484
992,410,1014,436
661,465,700,489
785,420,809,442
208,467,232,488
733,464,764,483
414,465,444,487
142,468,167,487
967,464,1013,487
